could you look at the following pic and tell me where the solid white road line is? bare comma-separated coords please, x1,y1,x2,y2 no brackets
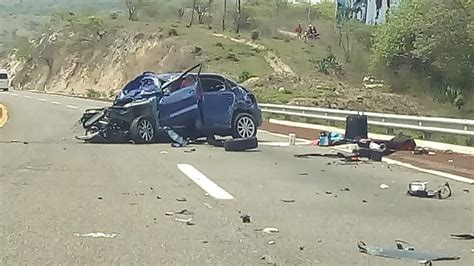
24,96,32,99
66,105,79,109
38,98,47,102
51,101,61,105
177,164,234,200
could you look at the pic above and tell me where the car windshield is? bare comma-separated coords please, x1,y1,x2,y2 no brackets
2,0,473,265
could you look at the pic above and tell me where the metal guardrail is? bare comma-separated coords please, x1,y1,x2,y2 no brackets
259,103,474,137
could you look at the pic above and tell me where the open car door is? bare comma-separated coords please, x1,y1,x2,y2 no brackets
158,64,202,130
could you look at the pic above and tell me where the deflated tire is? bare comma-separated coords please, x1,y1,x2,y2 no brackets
224,137,258,152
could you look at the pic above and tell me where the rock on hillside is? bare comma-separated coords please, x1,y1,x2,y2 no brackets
3,23,199,98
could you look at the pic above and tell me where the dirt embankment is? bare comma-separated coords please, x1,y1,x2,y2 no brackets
3,23,199,99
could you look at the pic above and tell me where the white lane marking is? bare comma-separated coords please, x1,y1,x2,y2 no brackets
11,93,18,96
258,130,313,144
66,105,79,109
38,98,47,102
259,141,310,147
24,96,32,99
51,101,61,105
177,164,234,200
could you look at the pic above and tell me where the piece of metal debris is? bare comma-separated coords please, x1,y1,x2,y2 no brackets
186,221,195,226
262,227,279,234
268,240,276,245
281,199,296,203
184,148,196,153
299,173,309,176
358,240,460,264
299,246,305,251
362,200,367,203
325,191,332,195
156,195,162,199
164,211,174,216
379,184,390,189
241,214,251,223
176,197,187,202
450,234,474,240
175,209,194,215
175,217,192,223
407,181,451,199
160,151,168,154
97,196,103,200
340,187,350,192
463,189,470,193
73,232,117,238
202,202,212,209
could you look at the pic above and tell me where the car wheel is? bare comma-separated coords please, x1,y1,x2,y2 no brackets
130,116,155,144
224,137,258,152
232,113,257,139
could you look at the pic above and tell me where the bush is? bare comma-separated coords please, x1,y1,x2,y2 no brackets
168,28,178,37
110,12,119,20
238,71,252,82
86,89,101,99
250,30,259,41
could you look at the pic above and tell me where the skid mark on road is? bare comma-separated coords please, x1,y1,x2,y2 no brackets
177,164,234,200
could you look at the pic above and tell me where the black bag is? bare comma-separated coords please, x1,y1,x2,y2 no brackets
386,136,416,151
345,115,368,140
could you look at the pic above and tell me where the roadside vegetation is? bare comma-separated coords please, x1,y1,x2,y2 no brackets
0,0,472,118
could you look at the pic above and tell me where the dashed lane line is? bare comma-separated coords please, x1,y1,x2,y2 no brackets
66,105,79,109
51,101,61,105
24,96,32,99
177,164,234,200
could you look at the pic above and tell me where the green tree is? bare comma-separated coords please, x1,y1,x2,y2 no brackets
371,0,473,100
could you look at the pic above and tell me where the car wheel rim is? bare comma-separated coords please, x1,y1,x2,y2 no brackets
237,116,255,138
138,119,154,141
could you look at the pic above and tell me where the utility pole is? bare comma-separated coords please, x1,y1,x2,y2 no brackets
235,0,241,33
222,0,227,31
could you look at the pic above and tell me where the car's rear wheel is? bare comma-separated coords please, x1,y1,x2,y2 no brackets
232,113,257,139
130,116,155,144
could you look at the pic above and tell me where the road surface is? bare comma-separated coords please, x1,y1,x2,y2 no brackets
0,90,472,264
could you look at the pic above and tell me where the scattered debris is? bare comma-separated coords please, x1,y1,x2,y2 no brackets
299,173,309,176
241,215,251,223
413,147,429,155
176,197,187,202
175,209,194,215
358,240,460,264
165,127,189,147
156,195,162,199
11,139,20,143
73,232,117,238
340,187,350,192
463,189,470,193
268,240,276,245
149,186,154,191
175,217,192,223
262,227,279,234
23,141,29,145
325,191,332,195
202,240,209,243
448,159,454,163
202,202,212,209
164,211,174,216
362,200,367,203
444,149,453,154
184,148,196,153
281,199,296,203
450,234,474,240
160,151,168,154
299,246,305,251
379,184,390,189
97,196,103,200
129,202,138,205
186,221,195,226
407,181,451,199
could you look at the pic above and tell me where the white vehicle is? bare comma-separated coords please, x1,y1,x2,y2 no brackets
0,69,9,91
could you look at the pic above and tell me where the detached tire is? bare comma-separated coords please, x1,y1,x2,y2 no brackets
224,137,258,152
232,113,257,139
130,116,156,144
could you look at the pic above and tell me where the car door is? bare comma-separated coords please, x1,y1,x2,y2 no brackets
158,74,200,129
200,75,235,130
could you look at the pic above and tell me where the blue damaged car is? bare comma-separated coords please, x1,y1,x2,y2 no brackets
77,64,262,143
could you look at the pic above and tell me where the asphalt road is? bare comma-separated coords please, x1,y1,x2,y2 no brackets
1,90,473,265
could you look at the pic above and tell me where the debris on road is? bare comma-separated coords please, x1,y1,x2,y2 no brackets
156,195,162,199
160,151,168,154
268,240,276,245
176,197,187,202
281,199,296,203
379,184,390,189
299,172,309,176
23,141,29,145
463,188,470,193
340,187,350,192
299,246,305,251
184,148,196,153
407,181,452,199
97,196,103,200
362,200,367,203
450,234,474,240
224,137,259,152
175,209,194,215
241,215,251,223
357,240,460,264
164,211,174,216
448,159,454,163
325,191,332,195
262,227,279,234
202,202,212,209
73,232,117,238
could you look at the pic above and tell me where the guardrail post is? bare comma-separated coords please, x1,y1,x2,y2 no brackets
386,128,394,135
469,136,474,147
423,132,432,140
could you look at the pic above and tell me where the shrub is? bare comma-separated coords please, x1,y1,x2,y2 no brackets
238,71,252,82
250,30,259,41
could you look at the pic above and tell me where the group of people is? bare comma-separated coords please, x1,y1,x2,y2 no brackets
294,23,320,41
